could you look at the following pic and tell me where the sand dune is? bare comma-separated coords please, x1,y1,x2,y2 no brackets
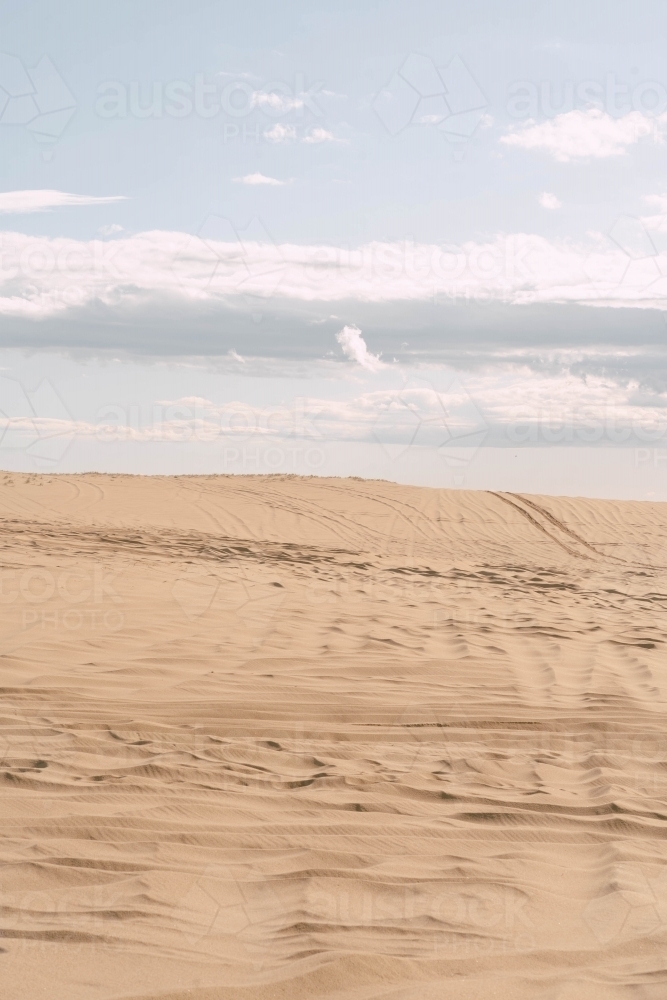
1,473,667,999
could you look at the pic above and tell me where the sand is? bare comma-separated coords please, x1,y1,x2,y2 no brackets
1,472,667,1000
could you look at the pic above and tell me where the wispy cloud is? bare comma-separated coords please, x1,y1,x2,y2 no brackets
232,173,288,186
500,109,667,162
0,190,127,214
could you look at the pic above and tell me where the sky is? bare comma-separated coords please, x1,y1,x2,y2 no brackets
1,0,667,498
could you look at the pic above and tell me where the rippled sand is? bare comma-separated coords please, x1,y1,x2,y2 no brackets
1,473,667,999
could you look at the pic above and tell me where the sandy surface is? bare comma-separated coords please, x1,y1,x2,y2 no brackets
1,473,667,999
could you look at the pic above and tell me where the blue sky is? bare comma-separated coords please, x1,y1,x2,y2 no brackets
1,0,667,497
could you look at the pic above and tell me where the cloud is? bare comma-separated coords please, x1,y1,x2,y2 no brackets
263,124,347,144
302,127,347,144
641,194,667,233
13,372,667,454
232,173,287,186
1,225,667,373
252,91,309,114
1,227,667,313
0,190,127,214
98,223,124,237
215,71,260,82
539,192,561,210
263,124,297,143
500,109,667,162
336,325,383,370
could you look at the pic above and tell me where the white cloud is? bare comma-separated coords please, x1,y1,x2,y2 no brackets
641,193,667,233
252,91,306,114
232,173,287,186
500,109,667,162
539,192,561,210
262,124,345,144
3,219,667,347
336,325,383,370
98,223,124,237
0,231,601,308
302,127,347,144
0,190,127,214
264,123,297,143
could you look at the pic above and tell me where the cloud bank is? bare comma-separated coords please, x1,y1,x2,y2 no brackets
0,222,666,384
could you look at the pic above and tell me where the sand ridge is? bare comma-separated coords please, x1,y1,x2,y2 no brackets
1,473,667,999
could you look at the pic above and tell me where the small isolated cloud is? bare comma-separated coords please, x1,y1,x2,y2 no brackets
253,92,296,114
539,192,561,210
336,325,383,371
215,71,260,82
302,127,347,144
264,123,297,143
233,173,287,186
98,223,124,236
0,190,127,214
500,109,667,162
